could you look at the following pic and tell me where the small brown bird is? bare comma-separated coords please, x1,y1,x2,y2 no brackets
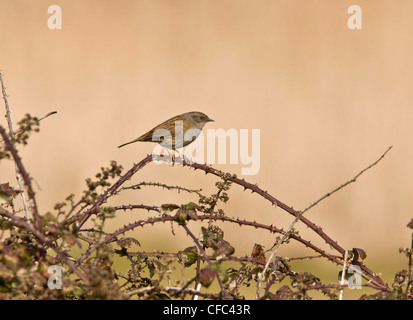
118,111,214,149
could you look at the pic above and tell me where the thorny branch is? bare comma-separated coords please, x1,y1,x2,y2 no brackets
70,148,392,297
257,146,393,296
0,125,40,223
2,76,405,300
0,72,30,221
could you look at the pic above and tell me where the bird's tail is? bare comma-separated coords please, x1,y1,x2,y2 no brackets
118,137,142,148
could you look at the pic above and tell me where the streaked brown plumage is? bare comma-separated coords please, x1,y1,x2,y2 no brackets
118,111,214,149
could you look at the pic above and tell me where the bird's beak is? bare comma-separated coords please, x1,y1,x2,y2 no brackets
207,118,214,122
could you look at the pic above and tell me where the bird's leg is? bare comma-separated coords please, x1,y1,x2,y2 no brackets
172,148,185,165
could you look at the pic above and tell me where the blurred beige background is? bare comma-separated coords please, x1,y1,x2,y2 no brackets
1,0,412,291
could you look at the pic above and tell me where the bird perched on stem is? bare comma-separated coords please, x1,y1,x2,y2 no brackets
118,111,214,150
